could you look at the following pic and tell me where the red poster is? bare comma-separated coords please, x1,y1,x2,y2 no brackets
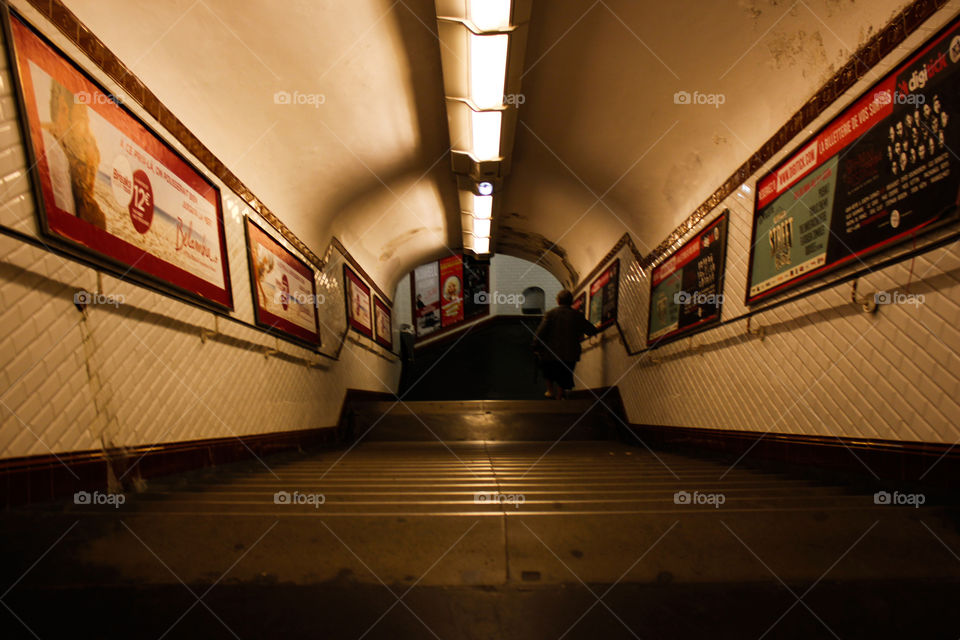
245,218,319,346
439,255,464,327
7,12,232,309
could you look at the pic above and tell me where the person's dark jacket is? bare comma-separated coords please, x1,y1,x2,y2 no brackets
532,305,600,363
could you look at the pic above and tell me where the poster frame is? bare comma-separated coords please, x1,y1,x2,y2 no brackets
744,13,960,306
646,211,729,347
343,263,373,339
2,7,234,311
243,216,320,347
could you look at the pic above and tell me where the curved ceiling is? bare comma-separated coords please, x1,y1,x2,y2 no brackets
62,0,914,293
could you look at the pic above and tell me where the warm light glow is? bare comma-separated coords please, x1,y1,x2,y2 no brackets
473,236,490,253
473,195,493,218
473,217,491,237
470,33,508,109
470,110,502,160
477,181,493,195
469,0,512,31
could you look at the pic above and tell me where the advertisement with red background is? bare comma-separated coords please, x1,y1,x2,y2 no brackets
244,218,319,346
439,255,464,327
344,265,373,338
6,12,232,309
373,296,393,349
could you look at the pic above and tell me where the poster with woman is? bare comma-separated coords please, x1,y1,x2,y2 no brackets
373,296,393,349
5,11,232,309
244,217,319,346
439,255,464,327
344,265,373,338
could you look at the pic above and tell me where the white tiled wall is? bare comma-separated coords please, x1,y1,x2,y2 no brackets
0,11,398,459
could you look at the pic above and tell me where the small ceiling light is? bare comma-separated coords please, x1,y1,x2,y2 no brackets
470,110,502,160
473,218,492,237
477,181,494,195
470,33,509,109
473,194,493,218
469,0,512,31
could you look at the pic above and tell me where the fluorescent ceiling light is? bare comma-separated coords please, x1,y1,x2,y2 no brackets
470,33,508,109
473,236,490,254
470,0,512,31
470,110,502,161
473,217,491,237
473,194,493,218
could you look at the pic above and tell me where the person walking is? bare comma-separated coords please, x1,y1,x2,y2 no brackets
532,289,600,399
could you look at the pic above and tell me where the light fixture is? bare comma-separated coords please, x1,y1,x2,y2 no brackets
473,217,491,237
470,110,502,160
469,32,508,109
477,181,493,195
469,0,512,31
473,236,490,254
473,194,493,218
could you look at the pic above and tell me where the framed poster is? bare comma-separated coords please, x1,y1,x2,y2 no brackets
344,265,373,338
746,14,960,305
244,217,319,346
647,212,728,345
4,11,232,309
589,259,620,329
439,255,464,327
412,261,440,337
572,292,587,315
373,296,393,350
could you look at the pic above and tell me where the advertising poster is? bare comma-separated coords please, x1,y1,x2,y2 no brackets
344,265,373,338
589,259,620,329
572,292,586,315
373,296,393,349
413,262,440,337
647,212,728,345
245,218,320,345
6,13,232,309
439,255,464,327
747,14,960,304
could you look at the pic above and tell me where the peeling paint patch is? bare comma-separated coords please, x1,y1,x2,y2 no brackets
766,29,828,77
712,133,728,146
378,227,439,263
662,152,704,206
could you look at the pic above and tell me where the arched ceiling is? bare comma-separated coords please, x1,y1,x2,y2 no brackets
61,0,915,293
